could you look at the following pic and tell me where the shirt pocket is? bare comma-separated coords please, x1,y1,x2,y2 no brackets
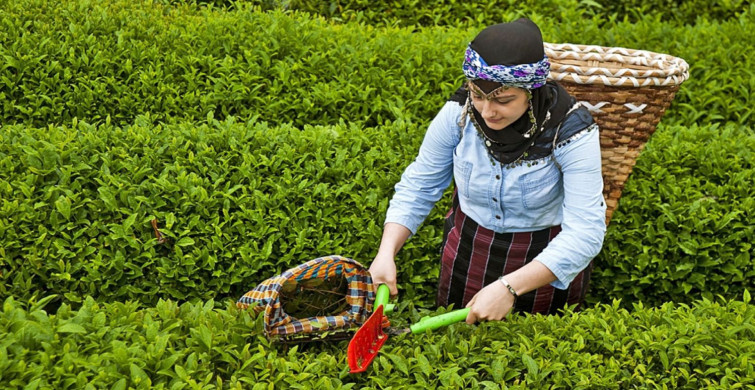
519,167,563,210
453,160,473,198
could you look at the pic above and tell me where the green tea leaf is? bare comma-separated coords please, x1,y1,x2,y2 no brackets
110,379,127,390
55,195,71,220
176,237,195,247
58,323,87,334
522,354,538,377
130,363,150,386
98,187,118,211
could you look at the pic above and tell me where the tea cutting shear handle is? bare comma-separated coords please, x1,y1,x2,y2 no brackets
409,308,470,333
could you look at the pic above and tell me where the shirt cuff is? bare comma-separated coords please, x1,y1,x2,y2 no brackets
534,256,570,290
383,215,419,237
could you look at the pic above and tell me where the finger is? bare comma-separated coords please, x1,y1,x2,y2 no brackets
465,308,477,325
495,307,511,321
465,295,477,308
387,281,399,296
373,280,397,296
370,274,385,286
370,280,383,293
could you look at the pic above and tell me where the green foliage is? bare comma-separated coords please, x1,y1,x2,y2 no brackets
597,0,751,25
590,123,755,307
250,0,599,28
0,0,462,129
1,0,754,131
0,296,265,389
0,118,448,304
3,1,755,305
173,0,751,27
2,120,752,308
0,0,752,310
1,296,753,388
1,0,754,386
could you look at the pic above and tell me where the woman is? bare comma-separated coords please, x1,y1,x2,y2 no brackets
368,18,607,324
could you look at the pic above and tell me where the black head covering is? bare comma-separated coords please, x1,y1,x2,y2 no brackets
470,18,544,67
465,18,574,164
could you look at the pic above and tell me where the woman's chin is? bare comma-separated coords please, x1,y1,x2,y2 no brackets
484,120,507,130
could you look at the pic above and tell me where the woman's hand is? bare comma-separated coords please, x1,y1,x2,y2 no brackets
368,252,399,296
369,223,411,297
464,261,557,324
464,281,515,324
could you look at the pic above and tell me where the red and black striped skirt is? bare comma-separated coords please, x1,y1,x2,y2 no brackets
437,196,593,315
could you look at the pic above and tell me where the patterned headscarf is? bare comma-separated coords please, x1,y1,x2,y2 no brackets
462,46,550,90
460,18,574,165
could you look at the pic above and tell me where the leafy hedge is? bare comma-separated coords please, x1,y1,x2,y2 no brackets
0,118,445,305
589,123,755,307
1,295,753,389
1,0,753,387
0,0,461,129
2,118,752,307
1,0,754,130
174,0,752,27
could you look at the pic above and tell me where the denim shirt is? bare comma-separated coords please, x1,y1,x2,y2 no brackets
385,101,607,289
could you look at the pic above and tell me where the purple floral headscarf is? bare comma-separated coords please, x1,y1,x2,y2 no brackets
457,18,576,165
462,44,550,90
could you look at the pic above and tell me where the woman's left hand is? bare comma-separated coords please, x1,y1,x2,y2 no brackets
464,281,515,324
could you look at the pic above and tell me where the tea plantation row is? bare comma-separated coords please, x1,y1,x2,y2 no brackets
1,0,753,388
1,119,752,308
1,0,753,129
1,295,752,389
181,0,751,27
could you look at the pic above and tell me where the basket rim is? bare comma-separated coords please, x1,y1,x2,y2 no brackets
544,42,690,87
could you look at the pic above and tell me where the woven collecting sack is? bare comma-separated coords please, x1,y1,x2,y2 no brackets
237,255,375,341
544,43,690,224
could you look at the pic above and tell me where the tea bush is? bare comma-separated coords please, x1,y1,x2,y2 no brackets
1,0,754,387
0,0,461,129
1,295,752,388
1,0,753,130
1,119,752,307
590,123,755,306
173,0,751,27
0,118,443,305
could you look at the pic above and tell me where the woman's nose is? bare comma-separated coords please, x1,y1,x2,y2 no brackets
481,101,496,118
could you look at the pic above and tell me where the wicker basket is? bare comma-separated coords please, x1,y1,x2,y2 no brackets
544,43,690,224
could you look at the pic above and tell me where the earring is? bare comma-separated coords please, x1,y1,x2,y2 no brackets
524,96,536,138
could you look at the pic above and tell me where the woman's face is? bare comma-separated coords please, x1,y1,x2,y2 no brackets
468,81,529,130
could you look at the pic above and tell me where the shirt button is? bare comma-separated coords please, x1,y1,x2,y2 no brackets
492,197,498,202
495,215,501,220
495,175,501,180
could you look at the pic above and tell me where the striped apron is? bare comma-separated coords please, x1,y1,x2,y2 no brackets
437,194,593,315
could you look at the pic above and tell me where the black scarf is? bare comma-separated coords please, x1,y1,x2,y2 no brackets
466,19,575,164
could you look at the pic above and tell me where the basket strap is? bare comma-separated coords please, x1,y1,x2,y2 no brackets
550,102,583,173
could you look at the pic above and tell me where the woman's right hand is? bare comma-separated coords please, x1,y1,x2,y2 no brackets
369,222,411,297
368,252,399,296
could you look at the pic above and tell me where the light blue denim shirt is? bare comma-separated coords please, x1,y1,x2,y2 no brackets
386,101,607,289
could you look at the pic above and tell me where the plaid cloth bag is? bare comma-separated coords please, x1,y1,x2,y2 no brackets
237,255,376,341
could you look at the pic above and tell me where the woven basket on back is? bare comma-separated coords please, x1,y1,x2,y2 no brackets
544,43,690,224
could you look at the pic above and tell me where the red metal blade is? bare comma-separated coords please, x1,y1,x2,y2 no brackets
347,305,388,373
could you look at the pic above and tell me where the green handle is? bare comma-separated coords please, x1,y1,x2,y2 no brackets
409,308,470,334
374,284,390,308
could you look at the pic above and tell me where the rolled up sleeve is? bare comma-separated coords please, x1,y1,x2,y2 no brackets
536,125,607,289
385,103,461,235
